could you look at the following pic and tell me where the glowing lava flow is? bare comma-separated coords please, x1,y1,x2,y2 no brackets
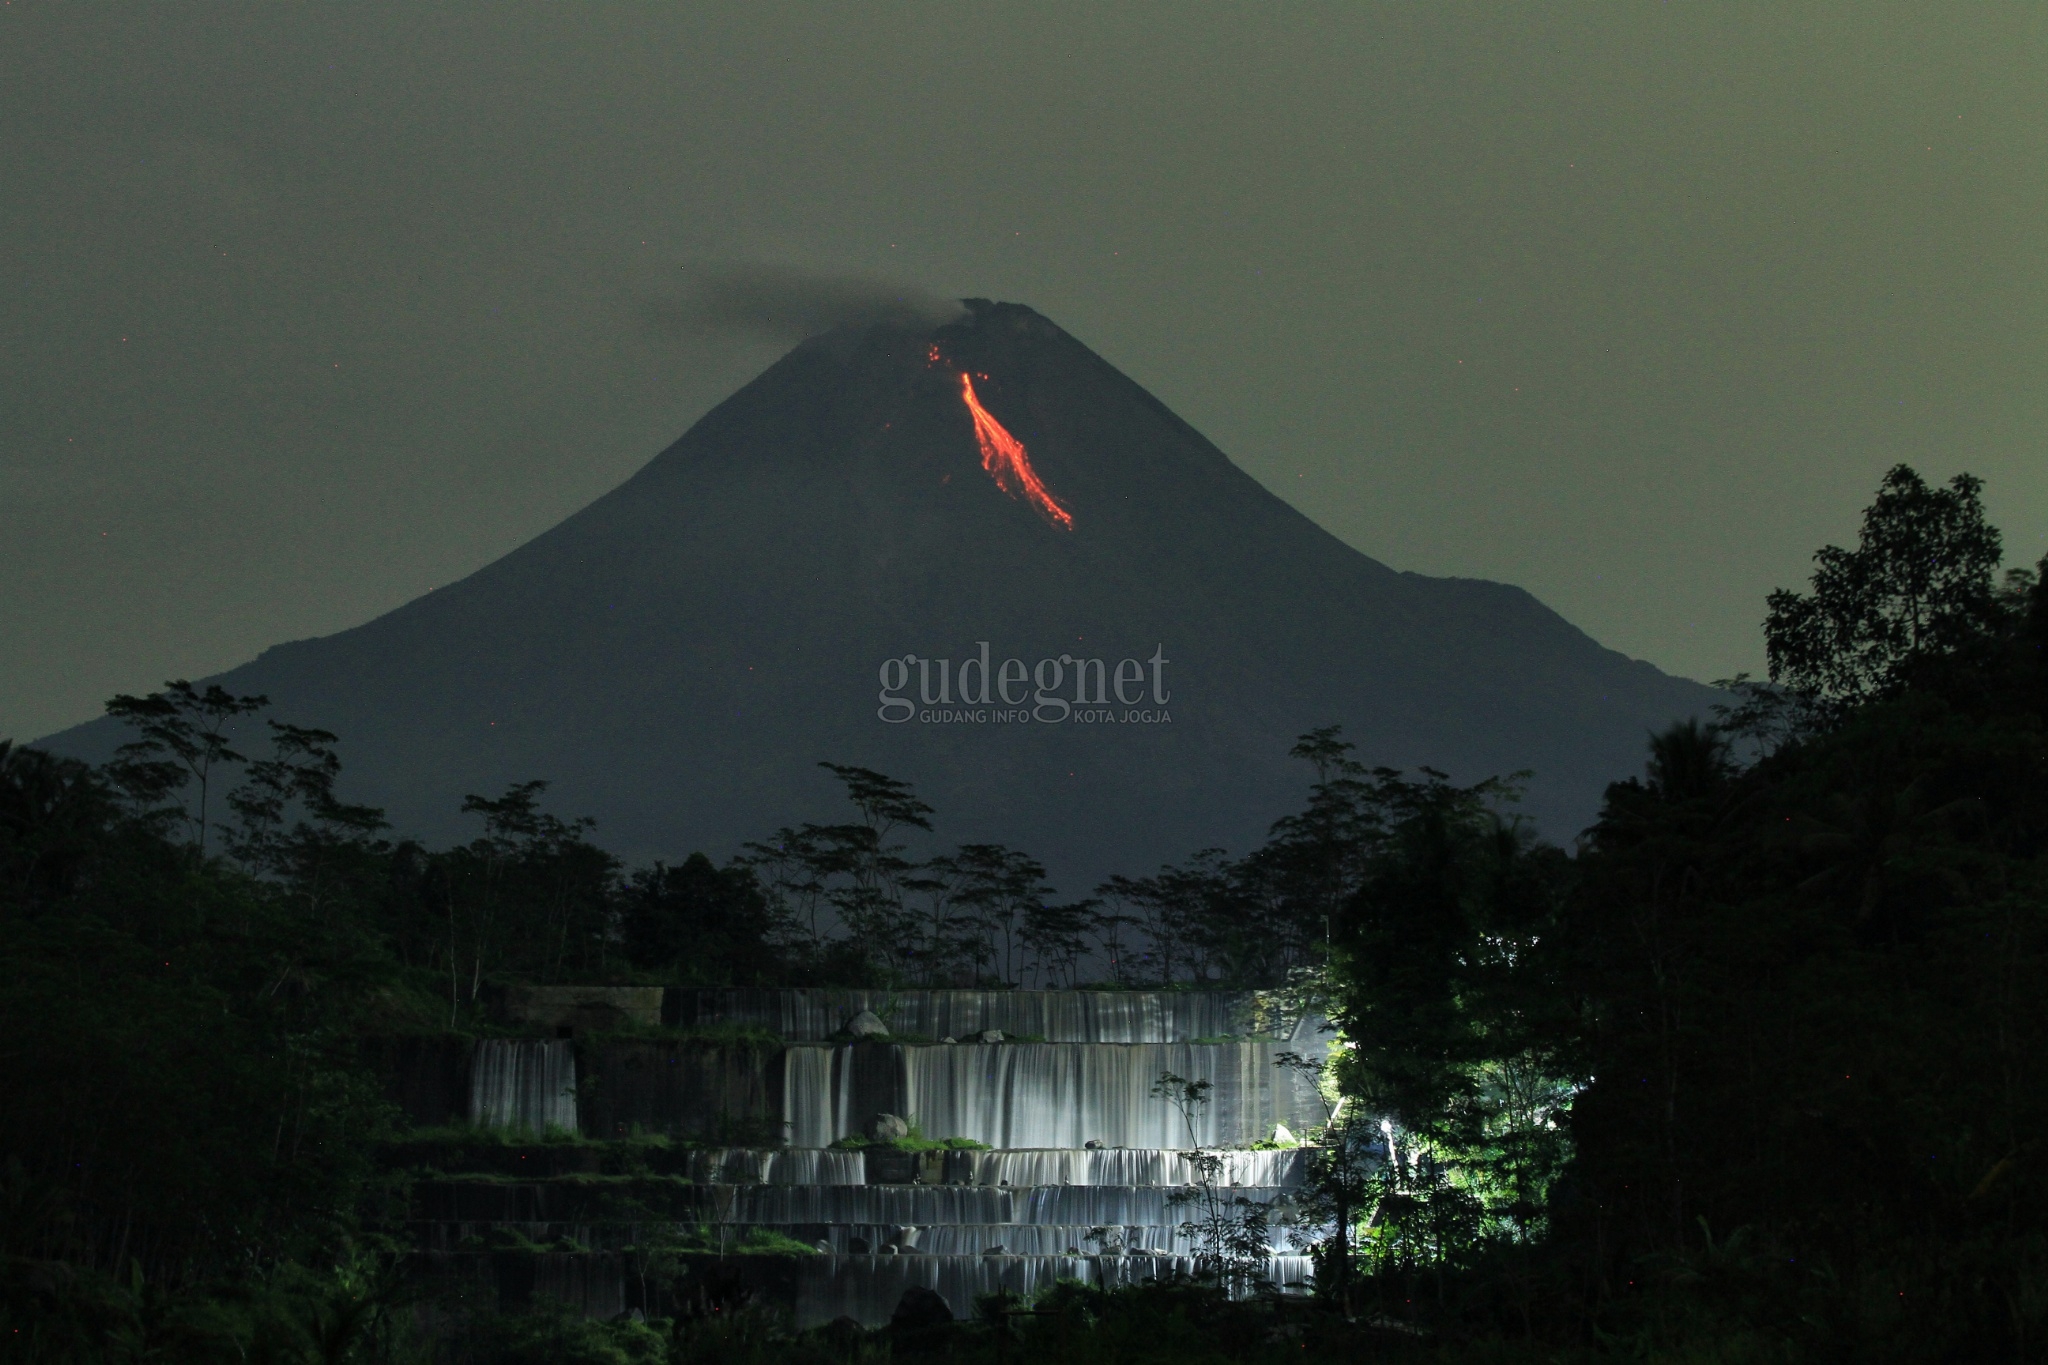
957,372,1073,529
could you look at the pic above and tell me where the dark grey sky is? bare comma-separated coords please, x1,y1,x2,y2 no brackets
5,3,2042,741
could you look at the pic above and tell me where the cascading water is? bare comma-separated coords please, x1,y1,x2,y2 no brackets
672,988,1255,1042
942,1146,1306,1188
792,1255,1317,1327
469,1039,578,1134
901,1041,1290,1149
685,1148,867,1186
778,1040,1318,1149
780,1043,835,1149
716,1183,1297,1227
431,991,1337,1326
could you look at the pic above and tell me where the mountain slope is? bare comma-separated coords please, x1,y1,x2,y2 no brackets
43,301,1716,885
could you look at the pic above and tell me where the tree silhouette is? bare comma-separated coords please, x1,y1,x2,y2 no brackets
1766,464,2002,708
104,680,269,857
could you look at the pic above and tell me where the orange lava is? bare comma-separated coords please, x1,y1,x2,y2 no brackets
958,372,1073,529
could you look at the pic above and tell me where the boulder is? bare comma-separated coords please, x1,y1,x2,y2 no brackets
979,1029,1005,1044
846,1009,890,1038
868,1112,911,1142
890,1286,955,1332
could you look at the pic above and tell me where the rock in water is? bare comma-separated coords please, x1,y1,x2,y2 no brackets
38,301,1717,883
979,1029,1005,1044
846,1009,889,1038
868,1113,910,1142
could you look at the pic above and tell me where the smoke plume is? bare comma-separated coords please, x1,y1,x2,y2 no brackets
648,263,965,345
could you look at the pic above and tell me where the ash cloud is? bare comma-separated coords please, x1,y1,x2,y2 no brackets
647,263,965,345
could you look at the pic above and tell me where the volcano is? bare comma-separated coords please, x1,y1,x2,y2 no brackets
43,301,1715,885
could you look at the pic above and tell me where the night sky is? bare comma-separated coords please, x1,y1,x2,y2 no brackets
5,4,2042,742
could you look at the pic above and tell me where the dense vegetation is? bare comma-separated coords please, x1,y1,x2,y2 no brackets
1304,466,2048,1360
2,464,2043,1361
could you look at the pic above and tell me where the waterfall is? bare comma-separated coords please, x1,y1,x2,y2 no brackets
807,1223,1294,1256
720,1184,1291,1227
790,1256,1317,1328
650,1145,1305,1189
469,1039,578,1134
780,1041,1315,1149
781,1046,837,1148
940,1147,1305,1188
655,1145,1304,1189
900,1042,1288,1149
672,989,1254,1042
684,1147,869,1185
779,1044,908,1146
423,990,1338,1329
419,1178,1285,1228
417,1246,1317,1328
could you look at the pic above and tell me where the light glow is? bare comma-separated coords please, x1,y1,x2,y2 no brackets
957,372,1073,529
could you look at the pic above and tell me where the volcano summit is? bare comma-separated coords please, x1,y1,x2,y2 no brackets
46,301,1715,883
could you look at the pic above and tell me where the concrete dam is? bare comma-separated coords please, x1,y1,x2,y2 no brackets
389,989,1336,1326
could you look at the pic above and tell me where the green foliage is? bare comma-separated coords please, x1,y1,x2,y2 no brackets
1308,761,1579,1282
618,854,788,987
663,1277,1411,1365
828,1121,988,1152
726,1229,822,1257
1557,661,2048,1354
473,1295,667,1365
0,909,400,1284
1305,464,2048,1359
0,1245,425,1365
663,1306,847,1365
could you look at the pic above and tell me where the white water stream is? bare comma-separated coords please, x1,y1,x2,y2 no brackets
438,991,1335,1324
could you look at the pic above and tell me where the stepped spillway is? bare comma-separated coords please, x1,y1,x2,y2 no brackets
402,989,1336,1326
779,1040,1317,1149
468,1039,578,1134
669,988,1257,1043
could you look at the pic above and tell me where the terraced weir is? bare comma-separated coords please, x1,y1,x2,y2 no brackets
388,989,1335,1327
